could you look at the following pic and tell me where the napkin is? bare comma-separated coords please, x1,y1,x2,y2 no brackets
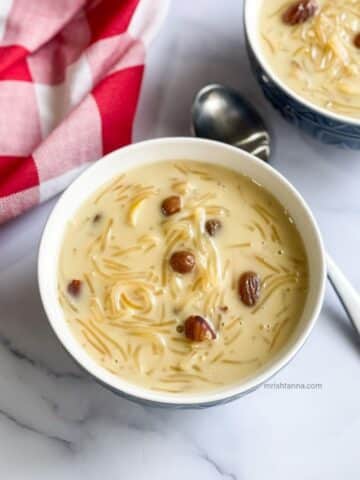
0,0,168,224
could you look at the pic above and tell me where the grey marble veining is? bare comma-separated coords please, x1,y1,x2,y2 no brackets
0,1,359,478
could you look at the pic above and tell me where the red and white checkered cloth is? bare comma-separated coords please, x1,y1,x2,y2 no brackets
0,0,168,224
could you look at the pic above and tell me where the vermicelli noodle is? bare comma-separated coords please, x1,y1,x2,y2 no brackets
58,160,308,393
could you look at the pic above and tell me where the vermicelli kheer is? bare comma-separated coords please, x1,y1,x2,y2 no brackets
58,161,308,393
260,0,360,118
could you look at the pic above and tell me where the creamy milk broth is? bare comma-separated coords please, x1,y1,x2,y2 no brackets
58,161,308,393
260,0,360,118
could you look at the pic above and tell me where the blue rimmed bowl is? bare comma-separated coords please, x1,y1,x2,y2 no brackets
244,0,360,149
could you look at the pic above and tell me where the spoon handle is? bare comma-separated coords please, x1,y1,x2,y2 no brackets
326,253,360,336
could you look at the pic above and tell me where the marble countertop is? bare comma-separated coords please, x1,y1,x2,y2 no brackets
1,1,359,478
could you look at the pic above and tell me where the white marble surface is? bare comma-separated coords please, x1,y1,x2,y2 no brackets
1,1,360,478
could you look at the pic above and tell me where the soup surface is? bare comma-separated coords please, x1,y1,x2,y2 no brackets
58,161,308,393
260,0,360,118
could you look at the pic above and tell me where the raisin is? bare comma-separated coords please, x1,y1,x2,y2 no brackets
205,219,222,237
67,279,82,297
282,0,318,25
354,33,360,49
161,196,181,216
238,272,261,307
184,315,216,342
170,251,196,274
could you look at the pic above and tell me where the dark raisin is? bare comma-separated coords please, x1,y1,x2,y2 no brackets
170,251,196,274
205,219,222,237
161,196,181,216
67,279,82,297
184,315,216,342
282,0,318,25
354,33,360,49
238,272,261,307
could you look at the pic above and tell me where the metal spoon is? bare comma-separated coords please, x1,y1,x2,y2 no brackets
192,83,360,337
192,84,271,162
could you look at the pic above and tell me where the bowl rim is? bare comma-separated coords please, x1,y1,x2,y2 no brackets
38,137,326,406
243,0,360,128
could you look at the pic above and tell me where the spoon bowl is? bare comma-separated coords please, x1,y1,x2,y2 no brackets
192,84,271,162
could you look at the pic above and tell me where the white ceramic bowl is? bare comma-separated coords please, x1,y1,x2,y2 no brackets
38,138,326,408
244,0,360,149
